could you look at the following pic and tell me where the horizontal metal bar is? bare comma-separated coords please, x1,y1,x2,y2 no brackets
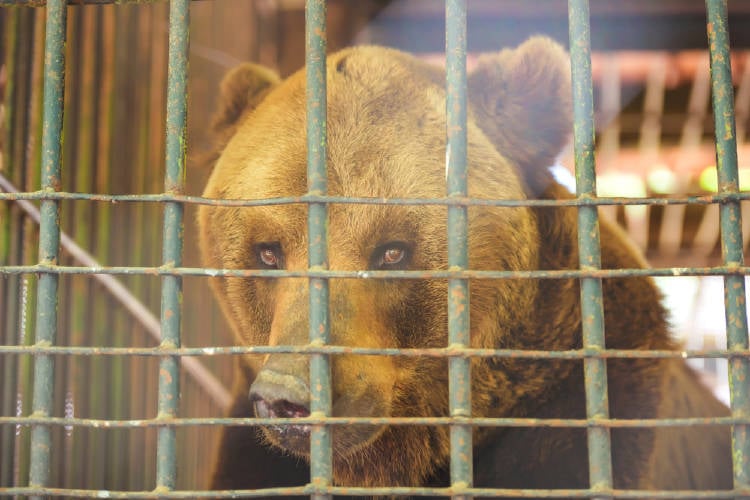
1,485,749,499
2,174,748,208
1,264,747,279
2,415,750,429
3,188,750,208
0,345,749,359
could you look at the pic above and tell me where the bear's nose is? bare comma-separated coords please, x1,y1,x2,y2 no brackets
249,369,311,419
250,371,312,443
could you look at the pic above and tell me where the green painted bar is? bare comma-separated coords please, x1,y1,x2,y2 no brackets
4,188,750,208
705,0,750,492
5,485,750,499
3,262,750,281
28,0,66,496
155,0,189,492
567,0,614,493
1,343,750,361
305,0,332,498
445,0,472,495
4,485,750,499
3,413,750,430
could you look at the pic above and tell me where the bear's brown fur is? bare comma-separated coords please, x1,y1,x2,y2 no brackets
198,38,732,497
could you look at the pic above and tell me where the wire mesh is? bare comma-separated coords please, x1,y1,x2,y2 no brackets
0,0,749,498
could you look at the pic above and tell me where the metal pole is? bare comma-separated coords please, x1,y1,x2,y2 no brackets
28,0,66,496
446,0,472,497
155,0,189,492
705,0,750,492
568,0,614,494
306,1,332,498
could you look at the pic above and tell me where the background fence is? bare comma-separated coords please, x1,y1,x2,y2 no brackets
1,0,749,497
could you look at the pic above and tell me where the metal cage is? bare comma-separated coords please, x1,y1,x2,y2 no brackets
0,0,749,498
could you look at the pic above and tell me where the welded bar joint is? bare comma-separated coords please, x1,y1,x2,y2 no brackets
705,0,750,491
446,0,472,496
568,0,614,493
27,0,66,495
305,1,332,498
155,0,189,493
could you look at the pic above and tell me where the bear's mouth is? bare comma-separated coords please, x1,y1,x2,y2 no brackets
253,397,312,452
253,398,311,431
253,393,388,458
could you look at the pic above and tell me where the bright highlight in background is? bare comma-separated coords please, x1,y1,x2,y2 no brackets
699,166,750,192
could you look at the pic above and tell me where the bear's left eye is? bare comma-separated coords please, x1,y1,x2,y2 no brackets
372,242,410,269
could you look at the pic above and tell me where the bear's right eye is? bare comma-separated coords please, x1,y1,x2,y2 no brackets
371,242,411,270
255,243,283,269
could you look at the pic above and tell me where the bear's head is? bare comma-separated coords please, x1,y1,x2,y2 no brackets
198,37,574,487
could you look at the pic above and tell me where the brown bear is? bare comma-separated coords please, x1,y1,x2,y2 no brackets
198,37,733,497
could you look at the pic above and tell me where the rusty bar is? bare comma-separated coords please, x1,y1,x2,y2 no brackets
155,0,189,492
4,182,750,209
705,0,750,491
0,343,749,360
445,0,472,496
3,414,750,430
305,0,332,498
3,263,750,281
27,0,66,496
2,485,750,499
568,0,614,494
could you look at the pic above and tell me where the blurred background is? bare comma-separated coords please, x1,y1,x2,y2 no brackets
1,0,749,492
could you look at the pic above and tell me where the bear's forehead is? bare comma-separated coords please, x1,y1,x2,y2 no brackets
217,47,522,202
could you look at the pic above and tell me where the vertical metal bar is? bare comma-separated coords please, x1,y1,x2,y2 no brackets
705,0,750,492
155,0,188,493
0,10,21,489
305,1,331,498
28,0,66,496
17,12,46,488
568,0,613,494
446,0,472,497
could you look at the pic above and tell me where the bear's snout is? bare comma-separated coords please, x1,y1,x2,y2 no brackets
249,368,310,418
250,368,312,451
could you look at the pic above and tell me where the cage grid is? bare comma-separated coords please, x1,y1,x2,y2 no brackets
0,0,749,498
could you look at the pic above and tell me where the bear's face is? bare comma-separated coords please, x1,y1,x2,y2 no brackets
199,39,572,486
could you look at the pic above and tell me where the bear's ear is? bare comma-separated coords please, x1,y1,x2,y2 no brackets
468,37,572,196
212,62,280,139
